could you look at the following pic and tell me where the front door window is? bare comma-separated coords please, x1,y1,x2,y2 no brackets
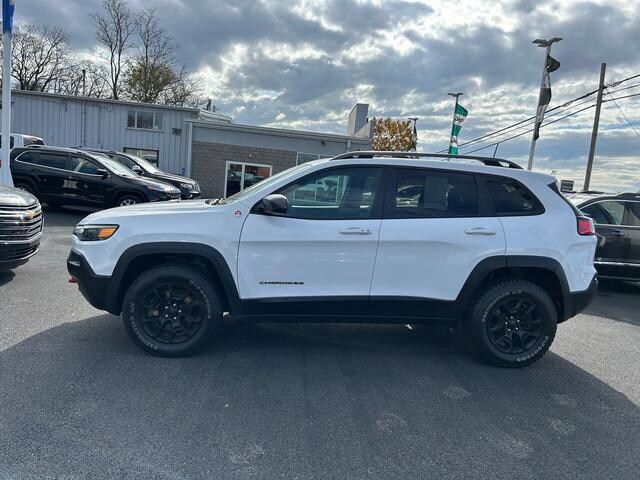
225,162,272,197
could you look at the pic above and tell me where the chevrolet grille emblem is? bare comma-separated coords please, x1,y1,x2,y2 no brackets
21,210,35,220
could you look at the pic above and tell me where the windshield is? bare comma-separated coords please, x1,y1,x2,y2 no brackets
93,154,137,177
130,154,161,173
219,162,317,204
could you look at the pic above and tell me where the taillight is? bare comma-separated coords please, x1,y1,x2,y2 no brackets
577,217,595,236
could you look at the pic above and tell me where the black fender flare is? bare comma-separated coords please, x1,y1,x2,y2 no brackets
455,255,571,321
106,242,241,315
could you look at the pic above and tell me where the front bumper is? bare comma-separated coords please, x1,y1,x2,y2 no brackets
149,191,181,202
0,237,41,270
568,275,598,318
67,249,115,313
179,189,201,200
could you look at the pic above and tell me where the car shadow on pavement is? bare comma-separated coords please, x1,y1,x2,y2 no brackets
42,207,92,228
585,279,640,326
1,316,639,479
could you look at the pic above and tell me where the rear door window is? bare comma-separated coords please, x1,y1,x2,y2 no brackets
34,153,67,170
581,200,625,225
485,178,544,216
388,168,479,218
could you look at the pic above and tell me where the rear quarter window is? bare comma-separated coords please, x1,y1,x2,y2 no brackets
485,177,544,216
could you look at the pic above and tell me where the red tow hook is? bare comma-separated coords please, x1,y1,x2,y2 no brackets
68,276,78,284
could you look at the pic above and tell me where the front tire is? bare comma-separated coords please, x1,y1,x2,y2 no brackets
122,264,222,357
468,279,557,368
116,194,143,207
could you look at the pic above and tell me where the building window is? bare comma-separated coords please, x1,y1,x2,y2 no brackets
127,110,163,131
296,152,329,165
124,147,160,166
225,161,272,197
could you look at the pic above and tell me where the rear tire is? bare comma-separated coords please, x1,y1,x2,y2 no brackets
122,264,222,357
468,279,557,368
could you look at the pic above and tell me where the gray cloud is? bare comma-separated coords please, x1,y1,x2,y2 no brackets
15,0,640,190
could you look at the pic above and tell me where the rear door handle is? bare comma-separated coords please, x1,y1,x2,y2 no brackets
464,227,497,236
339,227,373,235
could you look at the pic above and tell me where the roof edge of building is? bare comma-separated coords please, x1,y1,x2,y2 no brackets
7,89,201,113
188,119,372,144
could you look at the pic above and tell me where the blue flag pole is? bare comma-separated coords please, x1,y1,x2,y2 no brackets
1,0,16,186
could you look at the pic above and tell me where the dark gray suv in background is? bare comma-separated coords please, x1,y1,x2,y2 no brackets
571,192,640,281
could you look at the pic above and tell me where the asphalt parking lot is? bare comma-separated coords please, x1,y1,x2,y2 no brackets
1,208,639,480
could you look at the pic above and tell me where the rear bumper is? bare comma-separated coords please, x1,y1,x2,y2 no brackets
568,275,598,319
67,249,117,313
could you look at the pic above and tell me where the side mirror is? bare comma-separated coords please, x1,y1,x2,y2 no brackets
95,168,109,179
261,194,288,215
131,165,143,175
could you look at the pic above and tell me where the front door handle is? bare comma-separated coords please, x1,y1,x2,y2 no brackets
464,227,497,236
339,227,373,235
610,230,625,237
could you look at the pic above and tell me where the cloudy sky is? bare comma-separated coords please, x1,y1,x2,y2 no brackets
17,0,640,191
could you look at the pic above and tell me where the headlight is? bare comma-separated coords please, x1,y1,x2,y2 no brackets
179,182,194,190
73,225,119,241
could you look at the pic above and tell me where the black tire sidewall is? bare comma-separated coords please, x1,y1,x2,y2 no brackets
471,281,557,367
122,266,221,356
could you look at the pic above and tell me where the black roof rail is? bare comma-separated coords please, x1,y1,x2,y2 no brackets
616,192,640,199
330,151,523,169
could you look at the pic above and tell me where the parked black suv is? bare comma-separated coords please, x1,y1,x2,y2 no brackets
570,192,640,281
82,148,200,200
11,146,181,209
0,185,42,271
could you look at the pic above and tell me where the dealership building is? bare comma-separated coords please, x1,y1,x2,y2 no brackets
6,90,373,197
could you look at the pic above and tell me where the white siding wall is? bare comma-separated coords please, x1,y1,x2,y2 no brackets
9,92,195,175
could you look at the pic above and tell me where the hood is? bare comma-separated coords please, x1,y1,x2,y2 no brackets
80,199,216,224
0,185,38,207
123,175,178,191
148,171,196,186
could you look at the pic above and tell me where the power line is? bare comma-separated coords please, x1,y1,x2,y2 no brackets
464,103,598,154
439,72,640,154
461,91,640,154
605,87,640,139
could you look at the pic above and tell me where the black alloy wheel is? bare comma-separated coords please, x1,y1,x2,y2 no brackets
136,281,207,344
122,264,221,356
468,279,557,368
485,296,543,355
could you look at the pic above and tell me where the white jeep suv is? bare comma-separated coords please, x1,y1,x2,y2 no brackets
67,152,598,367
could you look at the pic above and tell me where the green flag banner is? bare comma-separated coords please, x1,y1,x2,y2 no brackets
448,104,468,154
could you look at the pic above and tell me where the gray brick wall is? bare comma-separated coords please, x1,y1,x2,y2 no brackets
191,141,297,198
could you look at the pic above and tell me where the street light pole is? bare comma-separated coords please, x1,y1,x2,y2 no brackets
447,92,463,157
408,117,418,151
527,37,562,171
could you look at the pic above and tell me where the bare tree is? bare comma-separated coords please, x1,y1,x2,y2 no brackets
93,0,134,100
9,23,70,91
55,59,109,98
125,8,201,106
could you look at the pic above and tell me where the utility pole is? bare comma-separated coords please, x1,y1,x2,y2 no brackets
527,37,562,170
1,0,16,187
447,92,463,157
583,63,606,192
